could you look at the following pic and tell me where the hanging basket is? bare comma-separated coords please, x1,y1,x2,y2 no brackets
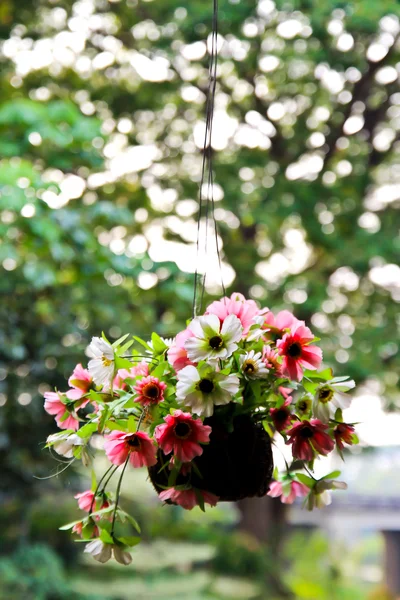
149,412,274,502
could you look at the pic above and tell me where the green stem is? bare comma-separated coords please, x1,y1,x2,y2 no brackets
111,456,129,537
99,464,119,495
89,464,115,514
136,409,146,431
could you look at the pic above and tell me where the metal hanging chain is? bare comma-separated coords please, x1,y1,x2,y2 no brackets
192,0,226,318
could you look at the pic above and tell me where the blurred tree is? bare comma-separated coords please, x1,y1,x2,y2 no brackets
1,0,400,594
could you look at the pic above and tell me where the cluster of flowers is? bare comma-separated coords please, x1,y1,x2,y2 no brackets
44,293,358,564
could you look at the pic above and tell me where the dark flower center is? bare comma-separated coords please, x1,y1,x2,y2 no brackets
243,361,256,373
198,378,214,394
174,422,191,439
287,342,302,358
274,409,288,423
300,426,314,439
297,400,308,412
143,383,159,399
209,335,223,349
127,436,141,448
318,387,333,403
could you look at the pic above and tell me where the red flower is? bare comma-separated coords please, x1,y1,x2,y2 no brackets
104,430,157,468
133,376,167,406
334,423,356,451
286,419,334,461
262,346,282,375
267,480,309,504
276,322,322,381
270,399,294,432
155,409,211,463
159,487,219,510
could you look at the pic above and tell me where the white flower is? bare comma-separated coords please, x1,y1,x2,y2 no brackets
306,479,347,510
84,540,132,565
84,539,112,563
246,315,266,341
113,545,132,565
184,314,242,362
87,337,115,387
239,350,269,379
312,378,355,423
46,432,84,458
176,365,240,417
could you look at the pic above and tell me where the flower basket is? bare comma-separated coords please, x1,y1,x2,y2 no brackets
149,410,273,502
42,292,359,564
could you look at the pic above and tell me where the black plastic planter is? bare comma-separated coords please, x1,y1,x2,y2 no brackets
149,412,273,502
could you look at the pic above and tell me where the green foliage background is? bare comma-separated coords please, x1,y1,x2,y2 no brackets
1,0,399,598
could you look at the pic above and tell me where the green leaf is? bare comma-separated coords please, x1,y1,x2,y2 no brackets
115,356,134,370
119,511,141,534
334,408,343,422
117,536,141,547
168,465,180,488
262,420,273,437
127,415,137,432
77,422,97,439
100,529,114,544
296,474,315,488
322,470,341,480
133,336,152,351
151,332,167,355
112,333,130,348
150,361,167,379
98,406,111,433
193,488,205,512
305,368,333,381
117,340,134,356
89,505,115,519
59,519,86,531
303,379,318,395
101,331,111,344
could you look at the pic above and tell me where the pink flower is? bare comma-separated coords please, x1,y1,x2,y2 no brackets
67,364,92,398
155,410,211,463
270,399,294,432
168,329,194,371
113,362,149,389
72,521,99,538
133,376,166,406
262,346,282,375
276,322,322,381
159,487,219,510
44,391,79,431
263,310,298,336
286,419,334,461
104,430,157,468
44,391,65,417
206,292,260,336
334,423,356,451
72,522,83,536
268,480,309,504
75,490,95,512
56,413,79,430
75,490,109,513
278,386,292,398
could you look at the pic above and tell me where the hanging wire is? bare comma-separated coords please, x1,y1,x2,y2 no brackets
192,0,226,318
